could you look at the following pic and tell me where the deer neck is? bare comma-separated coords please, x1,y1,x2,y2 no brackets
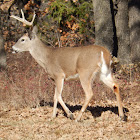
29,38,51,69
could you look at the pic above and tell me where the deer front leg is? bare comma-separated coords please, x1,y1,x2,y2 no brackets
54,77,74,120
52,87,58,118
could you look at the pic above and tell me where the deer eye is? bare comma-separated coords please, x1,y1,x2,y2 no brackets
21,39,25,42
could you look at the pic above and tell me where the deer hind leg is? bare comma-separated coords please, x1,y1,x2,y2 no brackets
75,71,93,122
53,77,74,119
100,72,125,120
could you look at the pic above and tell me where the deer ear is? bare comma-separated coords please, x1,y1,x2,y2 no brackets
30,26,38,40
32,26,38,34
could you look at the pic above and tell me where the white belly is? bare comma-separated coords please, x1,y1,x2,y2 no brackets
65,73,79,81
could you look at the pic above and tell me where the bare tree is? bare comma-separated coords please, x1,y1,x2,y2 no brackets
0,9,6,69
114,0,131,64
0,30,6,69
92,0,114,52
129,0,140,63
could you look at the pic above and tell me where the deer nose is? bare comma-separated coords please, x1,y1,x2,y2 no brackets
12,46,19,53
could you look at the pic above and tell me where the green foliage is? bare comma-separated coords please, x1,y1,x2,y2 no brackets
49,0,94,34
49,0,75,23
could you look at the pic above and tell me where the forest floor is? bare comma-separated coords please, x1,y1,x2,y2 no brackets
0,53,140,140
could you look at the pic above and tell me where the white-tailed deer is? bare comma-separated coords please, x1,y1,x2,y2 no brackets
11,10,125,121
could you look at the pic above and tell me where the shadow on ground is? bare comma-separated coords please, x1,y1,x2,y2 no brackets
40,100,128,121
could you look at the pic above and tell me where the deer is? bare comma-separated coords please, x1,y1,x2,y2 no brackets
11,10,125,122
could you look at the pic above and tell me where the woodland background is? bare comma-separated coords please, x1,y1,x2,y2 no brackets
0,0,140,140
0,0,140,67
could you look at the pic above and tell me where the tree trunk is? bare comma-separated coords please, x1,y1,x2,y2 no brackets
115,0,131,64
0,30,6,69
129,0,140,63
0,9,6,69
92,0,114,52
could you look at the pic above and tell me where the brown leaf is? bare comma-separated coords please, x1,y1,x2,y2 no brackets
72,23,79,31
0,0,14,11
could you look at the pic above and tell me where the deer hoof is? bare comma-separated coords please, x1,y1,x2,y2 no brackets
68,113,74,120
120,115,127,121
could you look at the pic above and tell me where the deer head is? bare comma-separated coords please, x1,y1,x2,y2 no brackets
12,26,38,53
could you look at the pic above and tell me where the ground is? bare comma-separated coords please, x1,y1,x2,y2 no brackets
0,100,140,140
0,53,140,140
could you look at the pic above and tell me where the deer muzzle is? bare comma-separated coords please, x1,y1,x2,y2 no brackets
12,46,21,53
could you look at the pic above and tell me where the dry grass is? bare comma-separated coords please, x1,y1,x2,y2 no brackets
0,53,140,140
